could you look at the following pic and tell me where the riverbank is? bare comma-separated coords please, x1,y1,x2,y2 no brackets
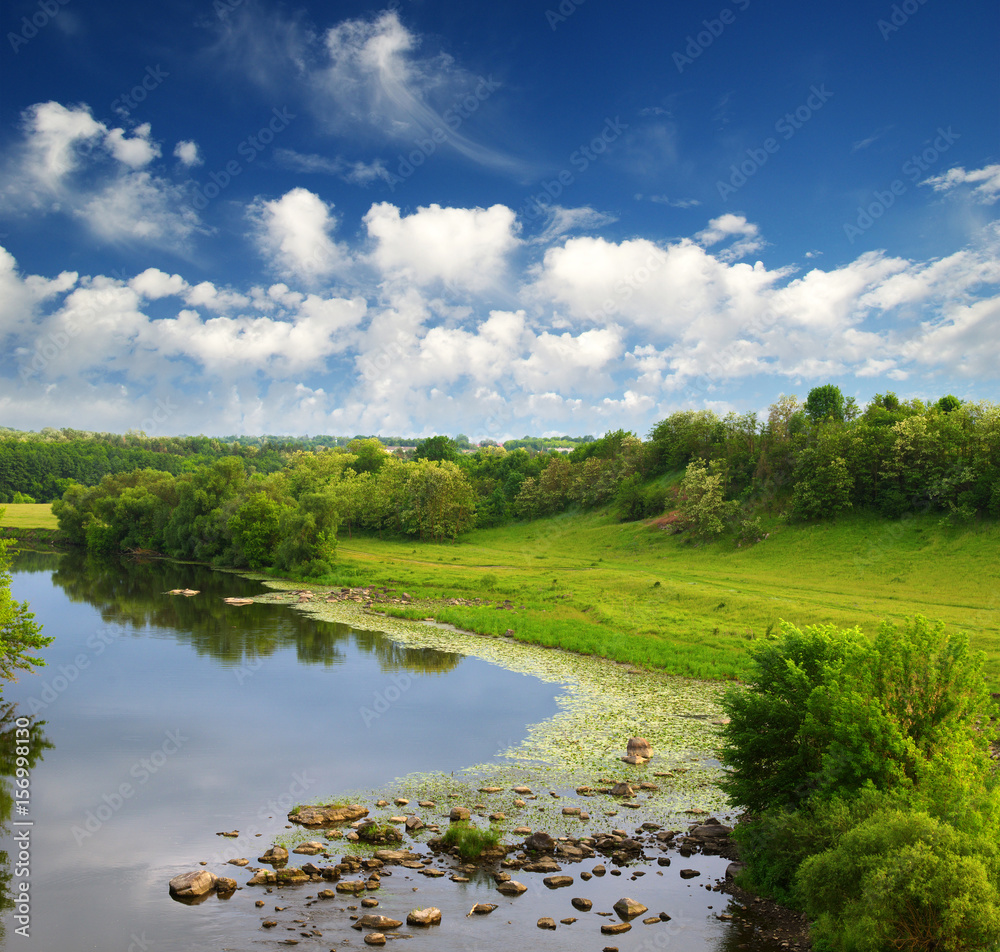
171,578,812,949
315,509,1000,683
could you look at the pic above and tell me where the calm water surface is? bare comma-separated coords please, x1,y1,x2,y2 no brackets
0,551,563,951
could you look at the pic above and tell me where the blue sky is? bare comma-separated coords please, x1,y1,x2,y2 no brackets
1,0,997,439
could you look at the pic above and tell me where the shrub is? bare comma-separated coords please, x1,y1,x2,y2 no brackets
720,617,997,814
677,459,738,539
797,808,1000,952
441,822,501,860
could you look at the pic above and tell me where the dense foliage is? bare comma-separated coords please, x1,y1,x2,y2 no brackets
53,447,480,570
720,617,1000,950
0,428,287,503
0,530,51,683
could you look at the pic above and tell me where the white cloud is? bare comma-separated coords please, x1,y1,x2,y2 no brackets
130,268,188,300
249,187,351,282
695,214,766,261
365,202,521,291
1,101,201,251
922,164,1000,204
19,101,105,184
1,205,997,437
104,123,160,168
173,140,202,167
315,11,518,173
77,171,199,245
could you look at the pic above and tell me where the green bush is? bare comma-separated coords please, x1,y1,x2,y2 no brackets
798,808,1000,952
720,617,997,814
441,822,500,860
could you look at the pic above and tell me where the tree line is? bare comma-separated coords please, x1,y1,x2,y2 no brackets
26,386,1000,569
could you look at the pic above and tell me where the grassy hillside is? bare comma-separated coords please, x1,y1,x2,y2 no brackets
0,503,59,530
329,510,1000,685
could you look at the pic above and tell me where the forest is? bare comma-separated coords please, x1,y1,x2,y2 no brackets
3,386,995,574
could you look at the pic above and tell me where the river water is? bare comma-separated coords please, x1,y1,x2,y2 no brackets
0,551,792,952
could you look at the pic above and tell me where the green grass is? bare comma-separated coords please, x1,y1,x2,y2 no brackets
325,510,1000,685
441,821,501,860
0,503,58,530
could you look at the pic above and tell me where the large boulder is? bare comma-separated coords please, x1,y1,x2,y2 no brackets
169,870,217,898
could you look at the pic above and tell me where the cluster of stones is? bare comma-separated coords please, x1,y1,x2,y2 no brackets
169,738,746,943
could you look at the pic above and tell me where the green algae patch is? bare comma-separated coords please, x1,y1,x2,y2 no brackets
261,585,730,836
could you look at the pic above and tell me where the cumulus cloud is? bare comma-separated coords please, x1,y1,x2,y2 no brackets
173,140,202,167
922,164,1000,204
1,203,998,437
103,123,160,168
365,202,521,291
249,187,352,282
695,214,766,262
1,101,201,250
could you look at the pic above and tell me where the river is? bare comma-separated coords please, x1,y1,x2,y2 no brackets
0,550,796,951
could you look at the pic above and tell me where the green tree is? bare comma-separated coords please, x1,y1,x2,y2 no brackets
414,435,459,463
677,459,737,540
805,384,846,424
0,531,52,682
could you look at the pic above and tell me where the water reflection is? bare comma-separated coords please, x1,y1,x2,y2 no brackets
47,550,461,674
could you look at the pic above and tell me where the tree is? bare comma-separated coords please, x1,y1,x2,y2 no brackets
805,384,846,424
414,435,459,463
0,530,52,682
677,459,737,539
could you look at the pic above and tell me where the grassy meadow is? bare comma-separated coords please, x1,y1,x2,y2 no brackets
3,499,996,684
329,510,1000,685
0,503,59,530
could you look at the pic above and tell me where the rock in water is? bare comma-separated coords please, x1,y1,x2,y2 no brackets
613,897,648,920
169,870,217,898
290,804,369,826
258,846,288,865
406,907,442,926
352,915,402,930
626,737,652,761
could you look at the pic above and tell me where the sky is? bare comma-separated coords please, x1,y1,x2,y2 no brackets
0,0,998,440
